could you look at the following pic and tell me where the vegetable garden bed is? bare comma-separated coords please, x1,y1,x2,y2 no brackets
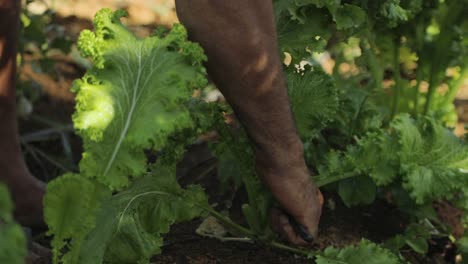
1,1,468,263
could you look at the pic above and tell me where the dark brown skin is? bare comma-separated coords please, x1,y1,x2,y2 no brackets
0,0,45,228
175,0,323,245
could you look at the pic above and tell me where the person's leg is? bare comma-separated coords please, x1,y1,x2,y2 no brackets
175,0,323,245
0,0,44,227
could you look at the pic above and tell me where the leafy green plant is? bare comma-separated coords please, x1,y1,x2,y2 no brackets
0,184,27,264
44,9,209,264
43,1,468,263
317,239,401,264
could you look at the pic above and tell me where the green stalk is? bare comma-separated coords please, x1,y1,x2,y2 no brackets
412,16,425,117
423,65,437,115
199,203,318,257
360,22,383,92
197,204,255,237
363,39,383,91
270,241,318,257
194,171,359,259
314,172,359,187
423,0,462,115
390,38,401,119
412,65,423,116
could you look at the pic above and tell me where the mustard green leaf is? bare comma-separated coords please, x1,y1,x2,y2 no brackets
77,164,209,264
287,67,339,141
391,115,468,203
74,9,207,189
332,4,366,30
316,239,402,264
337,176,376,207
347,132,399,186
44,174,111,264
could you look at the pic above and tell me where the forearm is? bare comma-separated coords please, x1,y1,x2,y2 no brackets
0,0,22,170
176,0,305,170
0,0,20,102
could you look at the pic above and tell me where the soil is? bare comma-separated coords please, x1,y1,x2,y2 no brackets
16,2,467,263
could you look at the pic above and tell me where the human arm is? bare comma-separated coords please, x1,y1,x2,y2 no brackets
175,0,323,244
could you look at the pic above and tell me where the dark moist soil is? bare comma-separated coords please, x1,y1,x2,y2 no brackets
19,13,464,264
150,144,406,264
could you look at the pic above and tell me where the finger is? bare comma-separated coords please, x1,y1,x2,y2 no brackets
317,188,324,206
278,213,309,245
299,187,324,238
270,207,284,237
286,213,314,242
270,208,291,240
270,208,308,246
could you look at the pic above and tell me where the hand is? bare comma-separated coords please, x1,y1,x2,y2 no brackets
260,165,323,245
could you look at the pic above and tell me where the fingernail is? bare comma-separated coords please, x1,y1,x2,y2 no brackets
287,214,314,242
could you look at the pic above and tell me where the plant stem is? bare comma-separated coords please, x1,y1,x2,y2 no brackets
390,37,401,119
423,65,436,115
412,65,423,116
269,241,317,257
196,233,254,243
198,203,319,257
423,0,461,115
197,204,255,237
193,171,360,259
314,172,358,187
363,39,383,91
20,125,74,143
412,15,425,117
